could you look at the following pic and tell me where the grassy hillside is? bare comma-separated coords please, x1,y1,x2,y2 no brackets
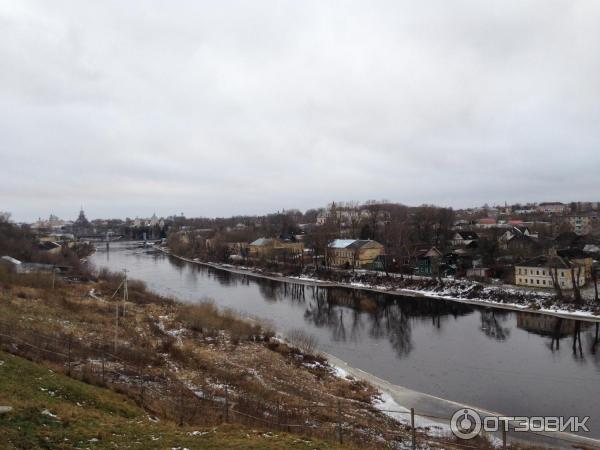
0,350,345,449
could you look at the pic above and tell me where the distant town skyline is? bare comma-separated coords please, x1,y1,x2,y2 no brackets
11,199,600,224
2,1,600,223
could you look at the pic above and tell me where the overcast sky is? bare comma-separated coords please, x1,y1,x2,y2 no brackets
1,1,600,222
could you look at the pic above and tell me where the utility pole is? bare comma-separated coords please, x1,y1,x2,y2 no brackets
112,269,128,351
122,269,129,316
114,297,119,351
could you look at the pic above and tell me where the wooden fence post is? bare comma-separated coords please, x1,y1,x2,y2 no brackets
336,399,343,444
139,363,145,407
224,385,229,423
67,336,72,376
101,354,105,385
277,400,281,430
411,407,416,450
178,385,184,427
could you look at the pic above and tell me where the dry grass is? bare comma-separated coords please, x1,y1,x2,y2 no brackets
0,350,349,450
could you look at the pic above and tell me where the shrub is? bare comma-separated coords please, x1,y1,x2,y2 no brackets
176,300,265,343
285,328,319,356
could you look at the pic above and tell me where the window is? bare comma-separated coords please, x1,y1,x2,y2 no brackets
536,279,540,284
518,278,521,283
543,280,546,285
536,270,539,275
561,271,565,277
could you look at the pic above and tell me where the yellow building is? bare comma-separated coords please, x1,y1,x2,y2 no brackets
248,238,304,258
515,256,586,290
327,239,384,269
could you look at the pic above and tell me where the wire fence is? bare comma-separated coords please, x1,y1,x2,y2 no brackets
0,319,588,449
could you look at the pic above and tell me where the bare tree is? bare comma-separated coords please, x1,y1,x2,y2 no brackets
548,264,564,300
304,219,336,271
570,264,584,304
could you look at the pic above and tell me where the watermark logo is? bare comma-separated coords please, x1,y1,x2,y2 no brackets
450,408,590,440
451,408,482,439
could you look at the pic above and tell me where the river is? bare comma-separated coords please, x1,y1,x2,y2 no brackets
90,242,600,439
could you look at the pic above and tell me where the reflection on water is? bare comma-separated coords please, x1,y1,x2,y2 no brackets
517,313,600,364
302,287,474,358
90,244,600,437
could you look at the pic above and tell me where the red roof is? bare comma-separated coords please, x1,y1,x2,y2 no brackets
478,218,496,224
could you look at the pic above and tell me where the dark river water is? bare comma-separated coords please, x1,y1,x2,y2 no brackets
90,243,600,438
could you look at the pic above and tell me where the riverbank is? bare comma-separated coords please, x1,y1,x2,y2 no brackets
3,268,484,449
158,247,600,322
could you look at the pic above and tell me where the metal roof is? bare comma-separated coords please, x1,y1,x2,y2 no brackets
250,238,272,246
1,256,22,265
328,239,357,249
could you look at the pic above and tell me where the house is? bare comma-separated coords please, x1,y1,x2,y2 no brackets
248,237,304,259
537,202,567,214
390,243,432,273
514,256,586,289
416,247,443,276
476,218,497,229
37,241,63,255
443,249,474,277
315,212,328,226
557,214,599,236
453,219,471,230
0,256,23,273
451,231,479,247
327,239,384,269
557,248,594,280
0,256,54,274
498,227,537,249
554,232,586,250
504,233,542,258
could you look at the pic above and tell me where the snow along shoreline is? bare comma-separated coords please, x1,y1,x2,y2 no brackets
157,247,600,323
326,353,600,449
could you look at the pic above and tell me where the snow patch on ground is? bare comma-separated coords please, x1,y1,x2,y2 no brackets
290,276,327,283
332,365,349,379
41,409,59,420
374,392,451,436
189,429,215,436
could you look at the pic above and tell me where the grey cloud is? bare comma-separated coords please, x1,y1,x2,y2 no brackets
1,0,600,221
